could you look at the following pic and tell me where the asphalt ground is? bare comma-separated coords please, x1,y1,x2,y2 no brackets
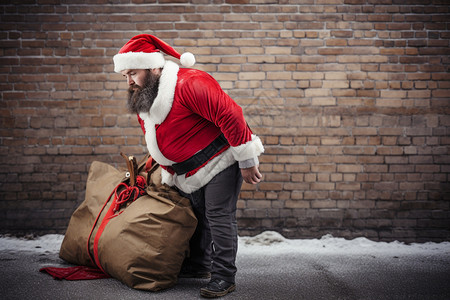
1,243,449,300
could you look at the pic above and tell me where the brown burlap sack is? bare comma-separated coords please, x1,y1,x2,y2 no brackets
59,156,197,291
59,161,122,268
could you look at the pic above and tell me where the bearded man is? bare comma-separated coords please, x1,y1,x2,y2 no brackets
114,34,264,298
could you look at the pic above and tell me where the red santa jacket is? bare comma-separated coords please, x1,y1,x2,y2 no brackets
138,61,264,193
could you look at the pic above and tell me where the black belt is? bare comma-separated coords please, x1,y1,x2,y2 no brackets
171,134,228,175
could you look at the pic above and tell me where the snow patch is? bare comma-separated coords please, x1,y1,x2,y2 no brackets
1,232,449,258
242,231,286,246
238,232,450,256
0,234,64,254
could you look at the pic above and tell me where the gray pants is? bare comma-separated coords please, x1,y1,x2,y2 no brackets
180,162,243,283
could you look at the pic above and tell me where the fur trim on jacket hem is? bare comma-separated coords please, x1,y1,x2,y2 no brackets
161,148,236,194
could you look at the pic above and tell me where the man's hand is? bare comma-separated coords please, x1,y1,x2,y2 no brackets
241,166,262,184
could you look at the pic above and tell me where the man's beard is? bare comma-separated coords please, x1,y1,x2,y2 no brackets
127,71,160,114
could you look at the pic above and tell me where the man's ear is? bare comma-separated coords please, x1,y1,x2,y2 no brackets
150,68,162,76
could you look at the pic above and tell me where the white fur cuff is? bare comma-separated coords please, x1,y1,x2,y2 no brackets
230,135,264,162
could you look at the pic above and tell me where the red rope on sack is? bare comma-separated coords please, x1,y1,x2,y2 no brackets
112,175,147,213
135,175,147,191
89,174,149,273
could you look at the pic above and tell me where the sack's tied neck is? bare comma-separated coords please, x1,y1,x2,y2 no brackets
112,175,147,213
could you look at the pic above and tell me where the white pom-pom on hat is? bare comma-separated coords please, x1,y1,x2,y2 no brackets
180,52,195,67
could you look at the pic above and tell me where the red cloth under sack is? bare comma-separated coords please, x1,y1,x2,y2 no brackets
40,266,110,280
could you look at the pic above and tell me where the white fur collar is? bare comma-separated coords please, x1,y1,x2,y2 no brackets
137,60,179,166
149,60,179,124
138,113,175,166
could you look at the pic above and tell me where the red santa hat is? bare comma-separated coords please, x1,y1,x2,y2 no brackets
113,34,195,73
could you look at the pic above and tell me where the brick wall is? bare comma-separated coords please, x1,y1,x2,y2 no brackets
1,0,449,242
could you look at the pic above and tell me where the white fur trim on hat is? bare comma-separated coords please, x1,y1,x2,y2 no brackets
113,52,165,73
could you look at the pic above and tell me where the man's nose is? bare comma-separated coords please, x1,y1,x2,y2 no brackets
127,76,134,86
